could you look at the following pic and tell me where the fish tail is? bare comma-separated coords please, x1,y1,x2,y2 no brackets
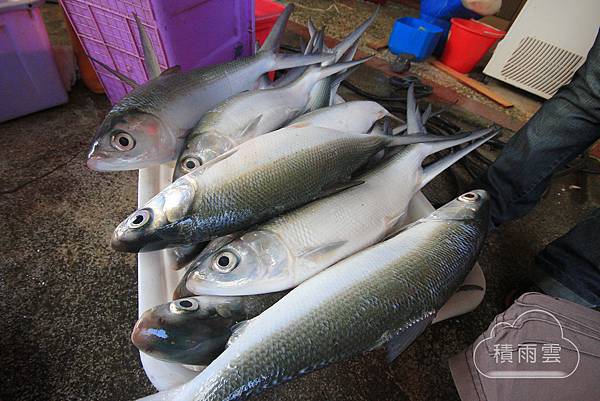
419,128,499,188
259,4,294,54
328,65,361,106
331,6,379,63
271,53,333,71
316,56,372,82
406,84,426,135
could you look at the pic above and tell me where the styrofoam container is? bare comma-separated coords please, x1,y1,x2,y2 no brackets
0,0,68,122
60,0,255,104
137,164,486,391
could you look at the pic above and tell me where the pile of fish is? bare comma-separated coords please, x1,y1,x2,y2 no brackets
89,5,495,400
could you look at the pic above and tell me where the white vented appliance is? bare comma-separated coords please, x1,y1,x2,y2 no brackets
484,0,600,99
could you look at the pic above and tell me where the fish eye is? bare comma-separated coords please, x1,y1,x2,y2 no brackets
111,131,136,151
171,298,199,313
458,192,479,203
211,251,239,273
127,209,151,229
181,157,201,173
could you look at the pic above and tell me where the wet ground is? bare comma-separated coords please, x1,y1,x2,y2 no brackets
1,3,599,401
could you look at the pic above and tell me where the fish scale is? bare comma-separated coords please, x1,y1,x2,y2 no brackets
140,193,488,401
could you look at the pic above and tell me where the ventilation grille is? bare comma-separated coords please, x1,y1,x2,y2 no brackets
501,37,584,97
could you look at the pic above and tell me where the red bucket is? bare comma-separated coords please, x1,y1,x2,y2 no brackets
440,18,506,73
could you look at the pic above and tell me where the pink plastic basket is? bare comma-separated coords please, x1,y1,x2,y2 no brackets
60,0,255,104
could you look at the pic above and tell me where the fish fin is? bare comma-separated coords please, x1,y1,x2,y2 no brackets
423,104,451,124
88,56,140,88
298,37,307,54
406,84,425,135
259,4,294,53
386,315,434,363
328,65,361,106
317,56,372,82
296,241,347,262
421,104,432,124
307,19,317,39
227,319,254,348
198,147,239,171
133,14,161,79
332,6,379,62
415,105,426,134
340,40,360,63
238,114,263,138
271,53,333,71
305,31,316,55
419,128,499,188
316,180,365,200
160,65,181,76
314,29,325,53
381,116,393,137
383,133,467,147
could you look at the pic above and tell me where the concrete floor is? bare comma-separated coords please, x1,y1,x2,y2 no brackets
1,4,599,401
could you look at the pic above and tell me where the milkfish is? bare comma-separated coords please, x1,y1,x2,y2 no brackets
131,292,286,366
179,98,497,295
172,57,371,180
137,190,490,401
112,123,469,253
86,5,330,171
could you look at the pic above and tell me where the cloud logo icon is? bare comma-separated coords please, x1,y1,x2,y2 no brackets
473,308,580,379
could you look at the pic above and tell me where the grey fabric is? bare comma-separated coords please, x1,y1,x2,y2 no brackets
450,293,600,401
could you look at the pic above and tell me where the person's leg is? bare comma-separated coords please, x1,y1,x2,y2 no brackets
478,30,600,227
532,208,600,308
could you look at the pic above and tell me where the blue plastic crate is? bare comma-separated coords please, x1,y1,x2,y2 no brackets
388,17,443,61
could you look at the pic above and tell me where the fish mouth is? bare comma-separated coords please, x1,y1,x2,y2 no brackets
87,153,135,172
131,316,168,355
131,313,230,365
110,234,143,253
110,229,178,253
110,234,167,253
